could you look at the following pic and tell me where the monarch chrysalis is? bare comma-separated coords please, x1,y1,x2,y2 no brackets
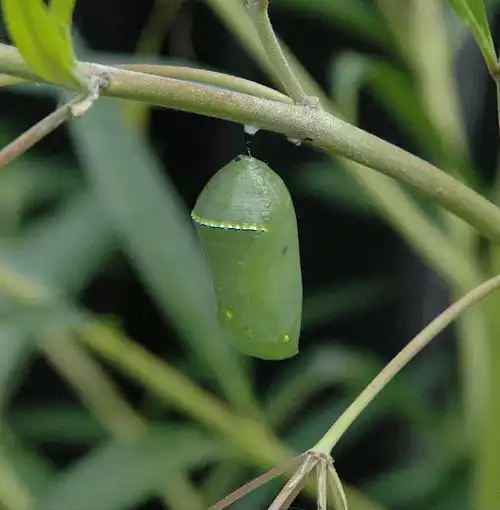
191,155,302,360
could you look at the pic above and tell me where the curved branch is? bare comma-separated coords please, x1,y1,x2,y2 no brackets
115,64,292,104
314,272,500,454
1,42,500,241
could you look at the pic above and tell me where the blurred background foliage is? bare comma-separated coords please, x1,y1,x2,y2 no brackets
0,0,500,509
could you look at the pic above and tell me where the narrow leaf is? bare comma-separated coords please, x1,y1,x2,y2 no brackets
65,95,258,416
1,0,81,86
49,0,76,28
9,406,106,445
0,428,55,499
37,427,221,510
445,0,496,71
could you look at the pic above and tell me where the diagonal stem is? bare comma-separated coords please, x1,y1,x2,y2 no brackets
313,274,500,454
0,88,99,169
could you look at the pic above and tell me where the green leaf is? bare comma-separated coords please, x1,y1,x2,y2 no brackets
49,0,76,28
445,0,497,72
37,427,221,510
9,406,107,445
1,0,81,86
65,94,258,416
421,464,469,510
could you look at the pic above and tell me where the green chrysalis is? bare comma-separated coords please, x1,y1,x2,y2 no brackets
191,155,302,360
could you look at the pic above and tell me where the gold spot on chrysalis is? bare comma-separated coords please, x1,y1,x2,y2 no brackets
283,334,291,343
223,308,234,320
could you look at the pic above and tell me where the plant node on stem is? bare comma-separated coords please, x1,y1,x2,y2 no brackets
211,451,348,510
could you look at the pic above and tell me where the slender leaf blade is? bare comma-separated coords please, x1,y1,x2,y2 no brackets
65,95,258,416
445,0,496,70
0,428,55,499
37,427,221,510
49,0,76,28
1,0,81,86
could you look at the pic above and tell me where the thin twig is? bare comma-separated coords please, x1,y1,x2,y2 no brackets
267,454,318,510
327,459,348,510
209,453,307,510
0,88,99,169
244,0,314,106
116,63,292,103
316,457,327,510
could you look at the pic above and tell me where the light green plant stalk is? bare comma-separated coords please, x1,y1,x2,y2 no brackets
244,0,314,106
5,37,479,300
1,45,500,245
473,244,500,509
117,64,292,103
313,273,500,455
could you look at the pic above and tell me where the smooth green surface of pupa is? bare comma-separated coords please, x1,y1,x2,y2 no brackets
191,155,303,360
